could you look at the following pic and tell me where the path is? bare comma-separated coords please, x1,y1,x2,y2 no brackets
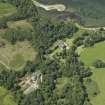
0,60,10,70
32,0,66,12
75,23,105,31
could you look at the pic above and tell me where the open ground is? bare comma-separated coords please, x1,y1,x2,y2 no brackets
80,41,105,105
0,38,36,71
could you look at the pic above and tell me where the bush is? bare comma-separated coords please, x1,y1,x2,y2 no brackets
93,59,105,68
0,17,7,28
3,27,33,44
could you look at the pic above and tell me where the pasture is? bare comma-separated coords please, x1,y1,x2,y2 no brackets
90,69,105,105
79,41,105,105
80,41,105,66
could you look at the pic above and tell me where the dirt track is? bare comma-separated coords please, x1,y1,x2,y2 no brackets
32,0,66,12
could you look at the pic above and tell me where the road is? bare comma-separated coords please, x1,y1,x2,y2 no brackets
75,23,105,31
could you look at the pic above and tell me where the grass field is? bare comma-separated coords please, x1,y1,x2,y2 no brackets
7,20,33,30
90,69,105,105
0,3,16,16
0,38,36,71
55,77,70,96
0,86,17,105
80,41,105,66
79,41,105,105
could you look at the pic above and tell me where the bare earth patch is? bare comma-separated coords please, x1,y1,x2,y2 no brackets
32,0,66,12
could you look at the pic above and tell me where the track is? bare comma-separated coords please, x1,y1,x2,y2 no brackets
32,0,66,12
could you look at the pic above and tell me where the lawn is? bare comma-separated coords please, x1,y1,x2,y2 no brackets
90,69,105,105
80,41,105,66
0,38,36,71
0,86,17,105
0,3,16,16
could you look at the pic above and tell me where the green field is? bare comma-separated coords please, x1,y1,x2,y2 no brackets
0,3,16,16
80,41,105,66
0,39,36,71
90,69,105,105
0,86,17,105
79,41,105,105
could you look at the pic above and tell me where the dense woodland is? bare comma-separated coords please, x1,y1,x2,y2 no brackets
0,0,105,105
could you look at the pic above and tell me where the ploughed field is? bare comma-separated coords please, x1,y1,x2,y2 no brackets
40,0,105,27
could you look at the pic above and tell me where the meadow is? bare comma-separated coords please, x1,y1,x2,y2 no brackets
80,41,105,105
0,86,17,105
90,69,105,105
80,41,105,66
7,20,33,30
0,38,36,71
0,2,16,16
55,77,70,96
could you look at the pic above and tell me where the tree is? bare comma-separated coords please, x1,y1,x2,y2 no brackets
93,59,105,68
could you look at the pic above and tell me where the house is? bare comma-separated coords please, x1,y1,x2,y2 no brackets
58,40,69,50
19,71,42,94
